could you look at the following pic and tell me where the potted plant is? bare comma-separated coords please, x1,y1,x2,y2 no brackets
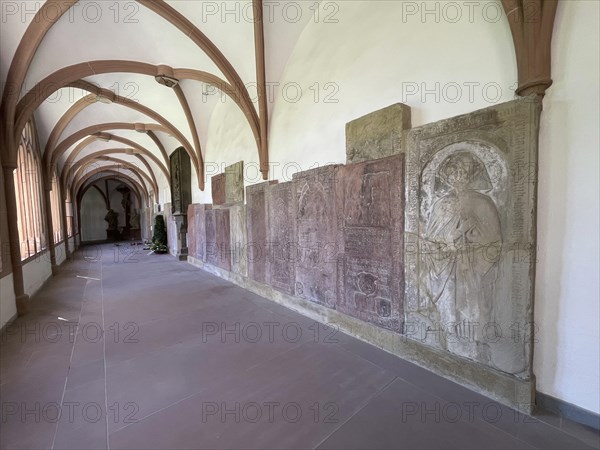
150,214,168,254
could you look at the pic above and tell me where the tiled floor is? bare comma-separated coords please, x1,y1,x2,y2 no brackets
1,244,598,449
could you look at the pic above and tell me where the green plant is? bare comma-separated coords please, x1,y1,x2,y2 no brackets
149,242,168,253
151,215,168,253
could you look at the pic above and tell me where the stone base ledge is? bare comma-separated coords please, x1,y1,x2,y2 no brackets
188,256,535,413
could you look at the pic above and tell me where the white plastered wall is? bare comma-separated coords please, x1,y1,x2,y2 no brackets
0,274,17,329
22,255,52,298
81,187,109,242
534,0,600,414
55,242,67,266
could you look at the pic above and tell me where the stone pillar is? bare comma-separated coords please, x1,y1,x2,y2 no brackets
61,191,71,259
74,186,81,250
170,147,191,260
43,186,58,274
2,164,29,315
60,194,69,256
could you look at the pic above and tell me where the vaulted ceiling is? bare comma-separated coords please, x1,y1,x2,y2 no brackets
1,0,316,203
1,0,558,208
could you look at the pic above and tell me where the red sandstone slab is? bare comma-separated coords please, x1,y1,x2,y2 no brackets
186,204,211,261
246,181,277,284
187,204,197,257
267,182,295,294
292,165,341,308
205,208,231,271
211,173,226,206
335,154,404,332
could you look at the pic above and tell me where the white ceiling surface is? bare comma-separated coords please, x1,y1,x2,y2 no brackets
166,0,256,86
76,72,193,147
262,0,315,116
179,79,223,156
22,4,225,91
58,102,155,140
2,0,319,194
33,87,91,148
0,0,42,86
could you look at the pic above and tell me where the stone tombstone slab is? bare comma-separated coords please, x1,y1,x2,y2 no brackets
267,182,295,294
246,181,278,284
162,205,178,256
170,147,192,215
336,154,404,332
141,206,153,241
404,96,541,379
187,204,197,258
346,103,412,164
187,204,211,261
211,173,226,206
204,208,231,271
292,165,340,308
224,161,244,205
228,204,247,277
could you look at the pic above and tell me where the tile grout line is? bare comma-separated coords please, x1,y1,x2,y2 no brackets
333,336,404,375
313,375,400,450
100,254,110,450
50,257,93,450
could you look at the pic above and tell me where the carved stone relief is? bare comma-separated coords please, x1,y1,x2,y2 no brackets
170,147,191,215
336,155,404,331
292,165,340,308
229,204,248,277
205,208,231,271
187,204,211,261
246,181,277,284
225,161,244,205
405,97,541,378
346,103,412,164
169,148,191,259
267,182,295,294
187,204,197,258
211,173,226,206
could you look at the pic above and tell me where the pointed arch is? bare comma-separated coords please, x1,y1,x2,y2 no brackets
52,133,170,182
67,156,158,196
75,169,147,207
